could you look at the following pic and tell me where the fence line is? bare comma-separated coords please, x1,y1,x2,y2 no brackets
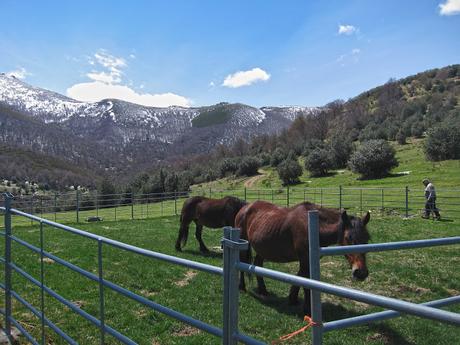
1,193,460,344
1,186,460,227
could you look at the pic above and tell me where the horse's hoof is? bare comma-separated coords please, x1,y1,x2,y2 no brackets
175,245,182,252
257,288,269,296
288,297,299,306
200,248,210,254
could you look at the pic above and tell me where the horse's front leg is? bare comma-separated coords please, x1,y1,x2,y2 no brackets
289,257,311,315
195,223,209,253
254,254,269,296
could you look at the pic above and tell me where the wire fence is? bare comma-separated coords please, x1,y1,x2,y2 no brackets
0,186,459,227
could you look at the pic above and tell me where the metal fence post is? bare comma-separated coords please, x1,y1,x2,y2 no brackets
40,221,45,345
360,189,363,215
174,191,178,215
54,193,57,222
405,186,409,218
339,185,343,210
381,188,384,214
131,192,134,220
287,186,290,207
4,193,13,341
98,239,105,344
76,190,80,223
222,227,246,345
96,191,99,218
308,210,323,345
244,187,247,202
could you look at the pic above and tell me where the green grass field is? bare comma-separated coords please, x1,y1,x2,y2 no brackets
1,214,459,345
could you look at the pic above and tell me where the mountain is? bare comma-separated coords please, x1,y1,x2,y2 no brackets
0,73,316,187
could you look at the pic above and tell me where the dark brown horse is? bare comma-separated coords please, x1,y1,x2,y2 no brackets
175,196,246,253
235,200,370,315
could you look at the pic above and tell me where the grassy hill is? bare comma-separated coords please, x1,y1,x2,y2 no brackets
193,138,460,191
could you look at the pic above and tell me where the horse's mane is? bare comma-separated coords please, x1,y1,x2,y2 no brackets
295,202,370,243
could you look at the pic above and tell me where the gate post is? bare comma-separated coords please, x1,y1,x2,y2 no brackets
222,227,247,345
308,210,323,345
4,193,13,341
405,186,409,218
76,190,80,223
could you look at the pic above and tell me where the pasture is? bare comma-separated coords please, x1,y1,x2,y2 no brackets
1,213,459,344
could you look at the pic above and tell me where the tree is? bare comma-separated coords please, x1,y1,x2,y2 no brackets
329,134,353,169
277,158,303,185
305,149,333,177
270,147,287,167
236,157,260,176
424,125,460,161
98,177,117,207
396,130,406,145
348,140,398,179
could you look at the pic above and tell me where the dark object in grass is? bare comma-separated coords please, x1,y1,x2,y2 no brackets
175,196,246,253
236,200,371,315
87,216,103,222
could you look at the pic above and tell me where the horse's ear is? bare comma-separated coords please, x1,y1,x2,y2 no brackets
341,210,348,223
362,211,370,226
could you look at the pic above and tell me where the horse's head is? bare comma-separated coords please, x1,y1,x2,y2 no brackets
340,210,370,281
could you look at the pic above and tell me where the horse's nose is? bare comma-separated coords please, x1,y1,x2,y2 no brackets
352,268,368,281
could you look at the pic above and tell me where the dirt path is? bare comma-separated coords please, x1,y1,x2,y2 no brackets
244,169,267,188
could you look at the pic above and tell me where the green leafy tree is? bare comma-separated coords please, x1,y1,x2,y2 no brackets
277,158,303,185
236,157,260,176
348,140,398,179
425,125,460,161
98,177,117,207
305,149,333,177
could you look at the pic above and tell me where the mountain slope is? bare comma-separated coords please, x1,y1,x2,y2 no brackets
0,73,317,186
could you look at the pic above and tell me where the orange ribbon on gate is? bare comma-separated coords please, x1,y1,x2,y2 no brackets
272,315,320,344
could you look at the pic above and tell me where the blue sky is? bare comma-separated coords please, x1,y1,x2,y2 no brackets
1,0,459,107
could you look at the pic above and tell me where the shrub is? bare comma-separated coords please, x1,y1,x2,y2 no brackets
396,130,406,145
277,158,303,185
270,148,287,167
329,135,353,169
348,140,398,179
236,157,260,176
218,158,239,177
305,149,333,177
424,125,460,161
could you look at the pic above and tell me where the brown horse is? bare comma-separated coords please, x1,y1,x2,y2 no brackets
175,196,246,253
235,200,370,315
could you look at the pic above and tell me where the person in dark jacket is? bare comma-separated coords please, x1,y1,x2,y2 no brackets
422,178,441,220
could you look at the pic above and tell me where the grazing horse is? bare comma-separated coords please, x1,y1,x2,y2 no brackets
235,200,370,315
175,196,246,253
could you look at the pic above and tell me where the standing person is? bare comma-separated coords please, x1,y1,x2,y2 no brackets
422,179,441,220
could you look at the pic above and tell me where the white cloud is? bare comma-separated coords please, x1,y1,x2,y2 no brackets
67,49,191,107
222,67,270,88
338,24,357,35
439,0,460,15
67,81,191,107
337,48,361,65
6,67,30,79
129,54,136,59
209,81,215,87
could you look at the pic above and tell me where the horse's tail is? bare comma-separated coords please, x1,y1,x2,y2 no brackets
176,196,204,250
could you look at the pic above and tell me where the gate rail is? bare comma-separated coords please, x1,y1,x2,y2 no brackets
1,193,460,344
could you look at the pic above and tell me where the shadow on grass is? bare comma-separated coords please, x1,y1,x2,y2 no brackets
180,248,223,259
245,291,416,345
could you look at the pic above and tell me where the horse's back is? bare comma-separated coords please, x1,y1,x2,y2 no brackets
238,201,306,262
